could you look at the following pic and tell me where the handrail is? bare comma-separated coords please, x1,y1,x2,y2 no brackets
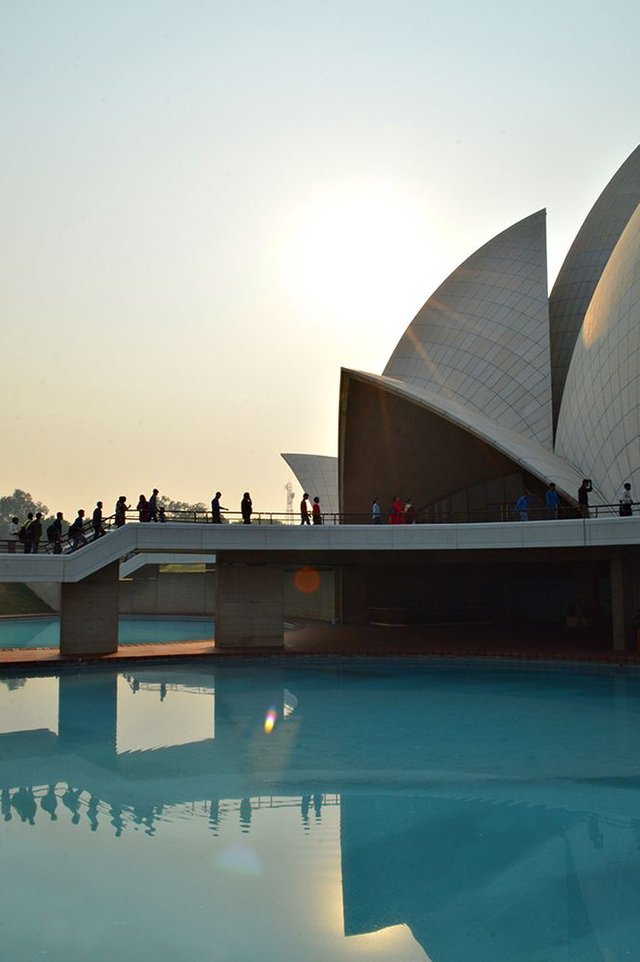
0,502,634,553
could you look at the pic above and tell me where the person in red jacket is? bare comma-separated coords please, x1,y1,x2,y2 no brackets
389,496,404,524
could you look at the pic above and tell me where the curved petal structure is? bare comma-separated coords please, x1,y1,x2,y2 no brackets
383,210,552,447
281,453,339,517
549,145,640,430
555,203,640,503
340,368,592,517
284,147,640,524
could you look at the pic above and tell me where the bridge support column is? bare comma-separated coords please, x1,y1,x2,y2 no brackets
215,562,284,649
610,553,634,652
60,562,119,656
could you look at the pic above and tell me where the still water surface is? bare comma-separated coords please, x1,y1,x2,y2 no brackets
1,657,639,961
0,615,214,648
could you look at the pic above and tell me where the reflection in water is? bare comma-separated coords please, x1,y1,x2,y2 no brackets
0,784,339,838
1,659,640,961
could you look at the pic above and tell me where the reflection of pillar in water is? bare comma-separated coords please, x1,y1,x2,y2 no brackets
240,797,252,833
58,672,118,755
1,788,12,822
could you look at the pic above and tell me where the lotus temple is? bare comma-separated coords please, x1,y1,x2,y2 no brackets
283,145,640,523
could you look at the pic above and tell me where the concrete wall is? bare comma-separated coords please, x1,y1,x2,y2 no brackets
27,566,336,622
215,563,283,648
26,582,61,611
284,566,336,622
119,570,215,615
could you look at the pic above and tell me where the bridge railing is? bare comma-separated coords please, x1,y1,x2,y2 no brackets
0,502,632,553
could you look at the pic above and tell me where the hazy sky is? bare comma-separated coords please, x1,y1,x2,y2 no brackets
2,0,638,520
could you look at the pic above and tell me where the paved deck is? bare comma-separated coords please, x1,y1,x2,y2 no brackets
0,620,636,669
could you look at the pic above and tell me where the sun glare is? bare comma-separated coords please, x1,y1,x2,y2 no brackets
284,182,433,331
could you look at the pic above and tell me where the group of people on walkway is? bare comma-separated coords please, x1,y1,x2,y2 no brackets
299,493,322,525
6,489,166,555
514,479,635,521
371,496,417,524
210,492,255,524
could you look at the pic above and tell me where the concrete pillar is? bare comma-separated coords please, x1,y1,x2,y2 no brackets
610,554,634,652
215,562,284,648
60,562,119,656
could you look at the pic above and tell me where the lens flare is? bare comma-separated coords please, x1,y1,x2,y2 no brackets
293,566,321,595
264,707,277,734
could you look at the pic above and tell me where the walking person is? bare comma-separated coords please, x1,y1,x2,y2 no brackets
30,512,43,554
68,510,88,550
514,490,531,522
389,496,404,525
136,494,151,522
578,479,593,519
211,492,226,524
19,513,34,553
7,517,19,554
92,501,105,539
545,482,560,519
404,499,416,524
241,492,253,525
300,493,311,525
50,512,64,554
115,496,130,528
312,496,322,525
371,499,381,524
149,488,160,522
619,482,634,517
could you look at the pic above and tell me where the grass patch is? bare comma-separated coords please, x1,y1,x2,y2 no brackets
0,583,53,615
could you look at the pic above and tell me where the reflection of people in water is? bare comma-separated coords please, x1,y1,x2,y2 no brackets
12,786,37,825
133,803,156,836
41,784,58,821
2,788,12,822
301,794,311,831
239,797,252,833
87,795,99,832
110,802,124,838
160,682,167,702
62,785,82,825
209,799,220,834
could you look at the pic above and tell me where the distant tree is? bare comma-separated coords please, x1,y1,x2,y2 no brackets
0,489,49,533
158,496,208,520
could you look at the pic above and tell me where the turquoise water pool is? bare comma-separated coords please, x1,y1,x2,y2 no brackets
0,615,214,648
1,657,639,961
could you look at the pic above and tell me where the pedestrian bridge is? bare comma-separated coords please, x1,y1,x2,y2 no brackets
1,517,638,656
1,516,639,584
